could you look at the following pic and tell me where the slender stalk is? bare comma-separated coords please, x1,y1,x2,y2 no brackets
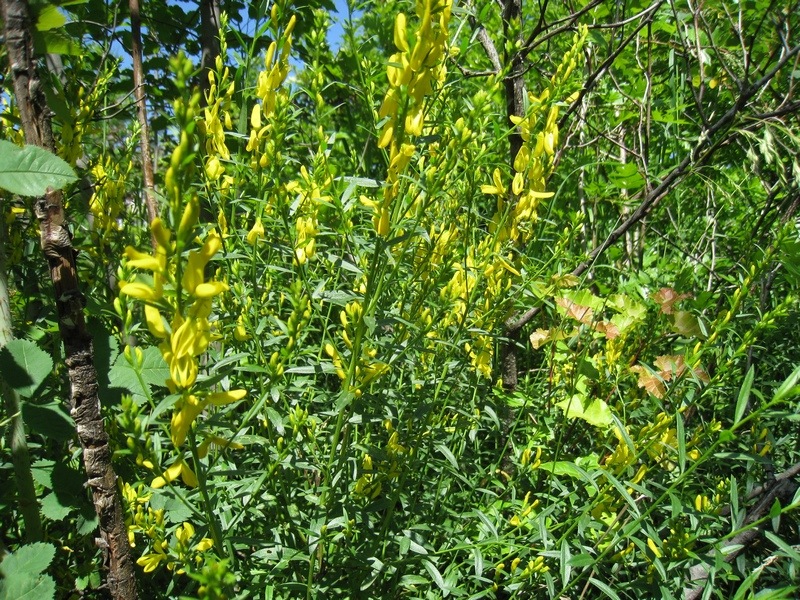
0,199,42,542
129,0,158,235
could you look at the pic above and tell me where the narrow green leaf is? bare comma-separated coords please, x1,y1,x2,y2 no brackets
773,365,800,404
676,411,686,473
560,539,572,585
589,577,621,600
734,366,754,425
0,141,77,196
423,559,446,591
764,530,800,561
436,443,459,471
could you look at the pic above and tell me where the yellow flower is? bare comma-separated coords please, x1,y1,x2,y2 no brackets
120,278,163,302
247,218,265,245
136,551,165,573
144,305,168,339
171,395,204,447
205,156,225,181
194,538,214,552
481,168,507,197
151,458,198,489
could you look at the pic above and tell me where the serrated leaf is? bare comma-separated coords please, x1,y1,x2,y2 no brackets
22,402,74,440
0,543,55,577
0,339,53,398
0,574,56,600
0,141,77,196
108,346,169,399
40,492,73,521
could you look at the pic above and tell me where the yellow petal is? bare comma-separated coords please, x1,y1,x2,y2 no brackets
206,389,247,405
120,281,162,301
144,305,168,339
194,281,229,298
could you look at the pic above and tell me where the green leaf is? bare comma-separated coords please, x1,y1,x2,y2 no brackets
734,366,754,425
556,395,613,428
36,5,66,31
0,339,53,398
772,365,800,404
22,402,74,440
40,492,73,521
108,346,169,400
0,573,56,600
589,577,621,600
0,141,77,196
35,29,82,55
423,559,447,592
0,543,55,577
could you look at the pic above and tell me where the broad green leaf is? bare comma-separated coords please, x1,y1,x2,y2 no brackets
40,492,73,521
0,338,53,398
0,573,56,600
0,542,55,577
0,141,77,196
34,29,82,55
22,402,74,440
556,395,613,428
772,364,800,404
36,5,66,31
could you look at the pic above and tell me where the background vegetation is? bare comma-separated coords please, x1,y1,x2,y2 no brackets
1,0,799,598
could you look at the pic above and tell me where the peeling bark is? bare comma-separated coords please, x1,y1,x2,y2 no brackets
0,0,137,597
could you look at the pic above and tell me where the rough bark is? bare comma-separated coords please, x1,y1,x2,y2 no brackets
199,0,221,107
0,0,138,596
129,0,158,232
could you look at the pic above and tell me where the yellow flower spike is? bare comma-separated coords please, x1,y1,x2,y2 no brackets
377,121,395,149
188,297,212,320
194,281,229,298
144,305,168,339
394,13,409,52
247,218,265,245
512,172,525,195
234,315,250,341
405,107,425,136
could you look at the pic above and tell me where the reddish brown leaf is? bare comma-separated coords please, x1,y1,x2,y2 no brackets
652,287,692,314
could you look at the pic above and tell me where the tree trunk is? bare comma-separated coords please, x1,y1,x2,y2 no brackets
0,0,138,597
199,0,221,107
